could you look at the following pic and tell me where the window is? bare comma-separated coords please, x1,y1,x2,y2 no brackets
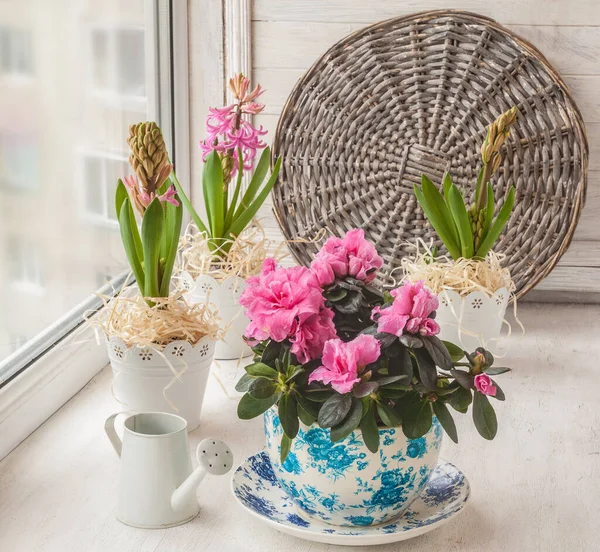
0,0,182,386
89,26,146,102
0,27,34,77
80,151,129,224
0,133,39,190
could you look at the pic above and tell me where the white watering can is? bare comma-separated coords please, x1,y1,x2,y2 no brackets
105,411,233,528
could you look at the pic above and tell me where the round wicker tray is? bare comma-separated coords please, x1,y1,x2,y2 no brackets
271,10,588,298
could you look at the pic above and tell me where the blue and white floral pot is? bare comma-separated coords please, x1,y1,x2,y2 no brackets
264,407,443,527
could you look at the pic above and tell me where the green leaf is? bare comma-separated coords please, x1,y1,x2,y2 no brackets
399,334,423,348
203,150,225,239
159,194,183,297
245,362,279,379
278,394,299,438
387,346,414,380
414,348,438,391
297,402,316,426
248,377,278,399
140,197,164,297
401,399,433,439
443,172,454,206
237,393,279,419
233,146,271,220
447,385,472,413
285,366,304,383
447,183,474,258
474,166,484,205
324,287,348,302
414,182,461,260
235,373,254,393
297,395,321,418
224,148,244,230
485,366,511,376
376,401,402,428
432,401,458,443
491,380,505,401
483,181,494,237
421,174,460,247
118,198,145,292
280,433,292,463
304,387,333,402
227,156,282,239
472,392,498,440
353,381,379,398
318,393,352,428
422,335,454,371
260,340,281,365
115,179,129,221
170,171,209,235
359,401,379,453
475,186,515,258
331,400,363,442
442,340,465,362
451,369,474,390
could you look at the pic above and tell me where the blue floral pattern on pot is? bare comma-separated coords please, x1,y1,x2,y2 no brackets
264,407,443,527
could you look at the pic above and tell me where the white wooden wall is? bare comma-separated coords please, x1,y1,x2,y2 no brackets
191,0,600,297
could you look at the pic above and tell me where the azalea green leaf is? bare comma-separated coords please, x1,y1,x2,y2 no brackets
248,377,278,399
279,393,299,439
331,400,363,442
280,433,292,463
297,402,316,426
376,401,402,428
318,393,352,428
414,348,438,391
245,362,279,379
234,373,254,393
473,391,498,440
237,393,279,419
359,400,379,453
447,385,472,413
442,340,465,362
432,401,458,443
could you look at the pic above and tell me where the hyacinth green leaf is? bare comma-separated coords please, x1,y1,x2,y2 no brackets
224,149,244,231
280,433,292,463
443,172,454,206
170,173,210,236
118,198,145,293
447,184,474,258
413,183,461,260
330,399,363,442
475,186,515,258
473,392,498,440
432,401,458,443
141,197,164,298
474,166,485,205
159,196,183,297
232,146,271,223
227,156,282,240
483,181,495,239
203,150,225,239
116,181,144,263
421,174,460,247
359,400,379,453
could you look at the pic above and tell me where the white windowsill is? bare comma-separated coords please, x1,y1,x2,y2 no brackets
0,302,599,552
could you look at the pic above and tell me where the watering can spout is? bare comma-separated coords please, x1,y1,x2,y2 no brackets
171,466,206,512
171,438,234,512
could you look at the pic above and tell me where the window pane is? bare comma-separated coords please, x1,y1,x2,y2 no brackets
0,0,155,368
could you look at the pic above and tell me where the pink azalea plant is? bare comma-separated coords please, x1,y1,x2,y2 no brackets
236,229,511,459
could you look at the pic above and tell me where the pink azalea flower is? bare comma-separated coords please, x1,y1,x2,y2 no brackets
240,260,336,360
474,373,497,396
308,334,381,394
311,229,383,286
373,281,440,337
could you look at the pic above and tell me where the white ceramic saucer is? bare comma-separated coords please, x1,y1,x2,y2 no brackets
231,451,470,546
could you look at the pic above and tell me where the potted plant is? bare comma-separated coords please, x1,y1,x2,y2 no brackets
98,122,220,431
235,229,510,527
409,107,519,352
174,74,282,361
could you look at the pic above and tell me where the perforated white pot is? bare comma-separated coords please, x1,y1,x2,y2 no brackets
181,273,250,361
436,288,509,354
106,336,215,432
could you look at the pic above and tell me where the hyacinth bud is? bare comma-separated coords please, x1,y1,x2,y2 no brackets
480,107,518,170
220,153,235,187
127,122,171,194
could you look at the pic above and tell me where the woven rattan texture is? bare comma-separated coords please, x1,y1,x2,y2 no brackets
271,10,588,298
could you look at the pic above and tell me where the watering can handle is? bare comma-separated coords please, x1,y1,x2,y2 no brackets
104,412,129,457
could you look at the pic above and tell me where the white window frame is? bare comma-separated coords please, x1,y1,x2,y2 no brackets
8,236,45,295
0,0,191,461
0,132,39,191
0,26,35,82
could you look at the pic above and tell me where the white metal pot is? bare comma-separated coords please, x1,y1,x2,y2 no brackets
436,287,509,353
181,273,250,361
106,336,215,432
